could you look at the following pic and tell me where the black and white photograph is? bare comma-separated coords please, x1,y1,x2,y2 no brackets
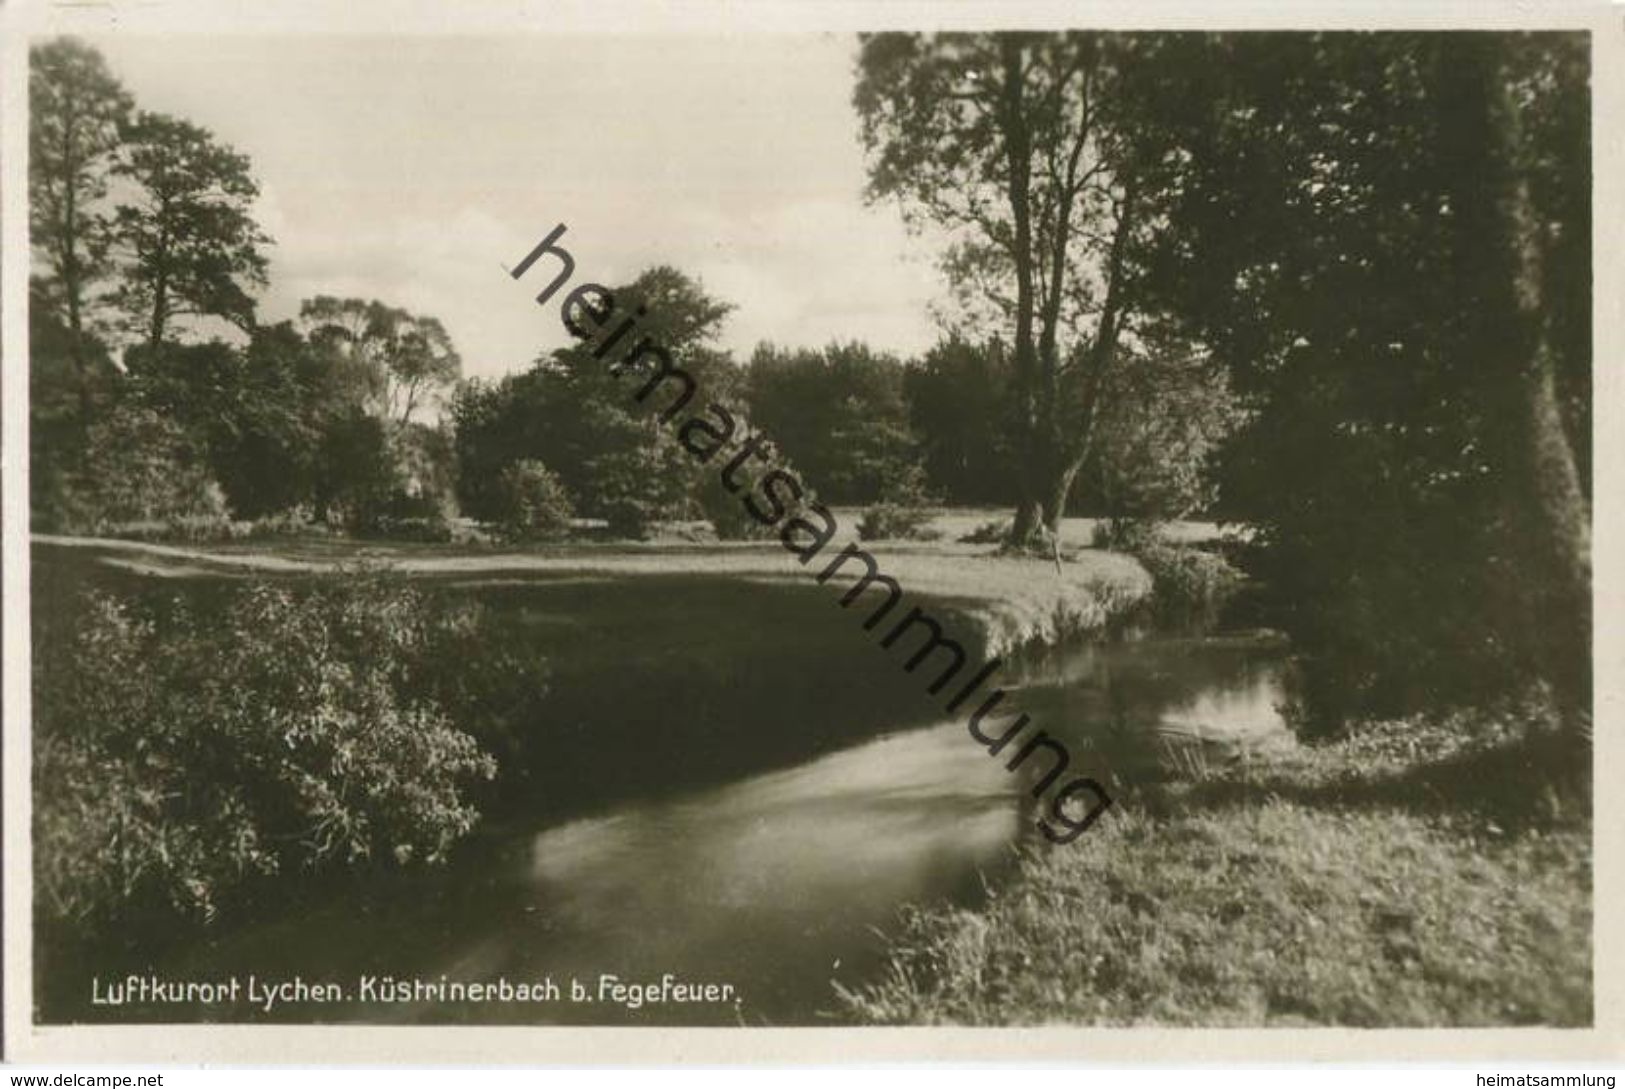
1,0,1615,1066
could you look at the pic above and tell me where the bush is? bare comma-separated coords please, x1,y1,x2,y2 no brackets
700,481,777,541
33,574,496,930
1135,540,1245,629
44,402,231,538
696,444,795,541
959,518,1010,545
857,502,938,542
242,506,330,540
1089,516,1163,553
1088,518,1244,630
494,460,574,542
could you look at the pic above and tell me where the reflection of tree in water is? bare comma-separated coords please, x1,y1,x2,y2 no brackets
1006,636,1293,790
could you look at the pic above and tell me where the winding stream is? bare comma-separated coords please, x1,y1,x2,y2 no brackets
36,560,1293,1025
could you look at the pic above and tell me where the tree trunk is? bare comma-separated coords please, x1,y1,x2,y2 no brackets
1010,449,1087,548
1001,35,1043,551
58,122,96,427
64,185,84,372
1449,40,1591,735
1516,343,1592,727
148,273,168,353
1011,494,1043,545
1046,460,1083,539
1490,78,1590,736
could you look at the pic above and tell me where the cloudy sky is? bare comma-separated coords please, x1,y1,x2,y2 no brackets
88,34,946,381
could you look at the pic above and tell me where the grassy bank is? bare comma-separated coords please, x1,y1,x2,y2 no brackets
838,711,1591,1026
35,530,1154,657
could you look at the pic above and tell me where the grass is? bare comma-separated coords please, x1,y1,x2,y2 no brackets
919,508,1229,549
837,710,1591,1027
35,523,1153,657
35,506,1226,655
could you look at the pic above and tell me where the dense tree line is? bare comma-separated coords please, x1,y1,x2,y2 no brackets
31,38,1219,543
451,271,1213,539
30,39,462,537
855,30,1590,732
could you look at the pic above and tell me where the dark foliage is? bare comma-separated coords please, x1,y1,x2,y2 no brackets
33,573,496,931
494,459,575,541
745,341,926,506
903,336,1017,507
857,502,938,542
1134,33,1590,730
454,267,740,539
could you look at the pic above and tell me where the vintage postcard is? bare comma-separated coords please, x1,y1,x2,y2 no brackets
1,0,1618,1066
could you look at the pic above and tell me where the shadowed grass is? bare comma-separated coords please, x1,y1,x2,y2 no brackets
36,533,1153,658
837,711,1591,1027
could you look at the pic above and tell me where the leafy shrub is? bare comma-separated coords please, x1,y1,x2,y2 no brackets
493,460,574,542
696,441,811,541
1134,540,1245,629
33,574,496,930
1089,516,1163,553
1088,518,1243,629
43,401,231,538
700,482,777,541
242,506,332,540
959,518,1010,545
857,502,938,542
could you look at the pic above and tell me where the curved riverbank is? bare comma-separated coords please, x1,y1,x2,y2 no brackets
33,533,1155,657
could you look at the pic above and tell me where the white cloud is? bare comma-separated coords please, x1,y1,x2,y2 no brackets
93,33,953,381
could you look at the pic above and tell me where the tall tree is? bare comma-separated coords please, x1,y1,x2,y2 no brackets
1438,36,1591,731
111,111,271,350
298,297,462,426
29,38,131,385
453,267,738,537
1138,33,1590,732
855,32,1169,543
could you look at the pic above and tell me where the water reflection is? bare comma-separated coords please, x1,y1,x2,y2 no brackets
1011,635,1296,785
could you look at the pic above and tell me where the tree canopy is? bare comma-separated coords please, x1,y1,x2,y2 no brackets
856,32,1194,542
299,296,463,426
29,38,131,376
746,341,924,506
112,110,271,348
